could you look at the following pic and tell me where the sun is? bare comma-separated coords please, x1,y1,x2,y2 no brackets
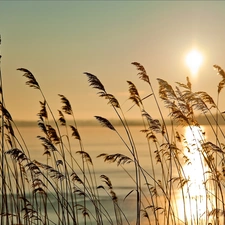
185,49,203,76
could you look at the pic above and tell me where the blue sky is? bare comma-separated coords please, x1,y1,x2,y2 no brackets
1,1,225,121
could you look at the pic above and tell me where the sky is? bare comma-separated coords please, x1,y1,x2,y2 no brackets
1,1,225,122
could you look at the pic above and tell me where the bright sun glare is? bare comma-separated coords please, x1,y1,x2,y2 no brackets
185,49,203,76
177,125,213,224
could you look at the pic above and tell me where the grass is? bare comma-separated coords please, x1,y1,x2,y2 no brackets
1,43,225,225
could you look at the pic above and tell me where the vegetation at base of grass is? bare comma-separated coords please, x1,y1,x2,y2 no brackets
1,38,225,224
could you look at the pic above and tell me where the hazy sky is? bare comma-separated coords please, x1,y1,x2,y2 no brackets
1,1,225,121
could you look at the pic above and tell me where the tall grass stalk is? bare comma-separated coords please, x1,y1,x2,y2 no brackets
0,36,10,225
1,49,225,225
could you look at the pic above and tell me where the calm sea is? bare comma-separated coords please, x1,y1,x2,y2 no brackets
14,125,149,224
6,123,224,224
16,124,157,181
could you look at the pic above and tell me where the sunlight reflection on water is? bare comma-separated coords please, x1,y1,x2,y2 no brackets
4,124,224,224
176,125,214,225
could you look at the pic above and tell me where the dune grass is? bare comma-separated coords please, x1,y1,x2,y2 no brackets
1,41,225,225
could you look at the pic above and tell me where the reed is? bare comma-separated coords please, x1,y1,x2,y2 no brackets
0,40,225,225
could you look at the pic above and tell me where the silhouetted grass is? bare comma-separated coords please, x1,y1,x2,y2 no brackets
1,47,225,225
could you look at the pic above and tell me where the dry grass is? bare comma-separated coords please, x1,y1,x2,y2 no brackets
1,55,225,225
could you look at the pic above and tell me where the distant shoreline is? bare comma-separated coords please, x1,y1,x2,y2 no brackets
13,119,144,127
13,114,225,127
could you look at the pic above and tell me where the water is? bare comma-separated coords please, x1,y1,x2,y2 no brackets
5,124,147,224
17,125,146,186
3,123,225,225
